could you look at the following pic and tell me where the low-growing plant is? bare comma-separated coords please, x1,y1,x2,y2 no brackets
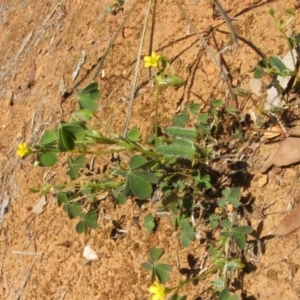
142,189,252,299
18,51,253,298
252,8,300,99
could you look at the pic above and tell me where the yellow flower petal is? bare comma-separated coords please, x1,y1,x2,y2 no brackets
143,52,160,68
149,285,159,293
16,143,32,158
152,295,160,300
149,281,167,300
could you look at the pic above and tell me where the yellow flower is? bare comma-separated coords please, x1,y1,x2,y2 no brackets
144,52,161,68
149,281,169,300
16,143,32,158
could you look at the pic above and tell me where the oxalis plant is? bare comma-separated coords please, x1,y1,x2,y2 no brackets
17,52,253,298
143,188,253,300
252,8,300,100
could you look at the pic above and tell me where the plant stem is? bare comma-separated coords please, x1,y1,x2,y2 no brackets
92,112,115,135
173,265,218,294
155,86,161,149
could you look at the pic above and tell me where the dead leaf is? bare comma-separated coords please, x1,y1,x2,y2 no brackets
263,125,282,139
275,204,300,235
261,127,300,173
258,174,268,188
31,196,47,214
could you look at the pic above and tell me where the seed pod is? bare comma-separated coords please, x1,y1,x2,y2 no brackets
164,75,185,87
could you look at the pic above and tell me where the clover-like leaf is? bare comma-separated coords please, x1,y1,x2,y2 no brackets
67,155,86,180
63,202,82,219
144,214,155,233
38,152,58,167
173,110,189,127
77,82,100,112
72,109,93,121
150,247,165,263
154,263,172,284
83,211,99,229
57,122,86,151
127,127,140,142
39,131,57,145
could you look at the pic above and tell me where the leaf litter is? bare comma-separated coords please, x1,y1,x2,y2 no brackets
260,127,300,173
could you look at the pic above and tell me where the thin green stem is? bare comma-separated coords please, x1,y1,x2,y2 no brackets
155,86,161,149
171,265,218,295
92,112,115,135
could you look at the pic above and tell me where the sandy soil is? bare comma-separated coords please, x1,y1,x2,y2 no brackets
1,0,300,299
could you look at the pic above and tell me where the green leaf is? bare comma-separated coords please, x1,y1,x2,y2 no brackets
77,82,100,111
217,198,226,207
269,56,287,73
232,226,253,234
165,127,198,139
170,294,187,300
220,288,230,300
72,109,93,121
232,231,247,250
212,99,224,107
150,247,164,263
84,211,99,229
63,122,86,141
293,33,300,44
157,139,196,160
221,219,232,229
253,66,264,79
285,8,295,16
198,113,208,123
220,289,239,300
58,125,75,151
63,202,82,219
180,234,192,248
173,111,189,127
183,223,195,239
126,127,140,142
185,102,200,115
134,171,158,184
222,188,241,207
67,155,86,180
144,214,155,233
55,192,71,206
209,218,219,229
57,122,86,151
141,262,153,271
268,8,275,16
38,152,58,166
127,171,153,199
39,131,57,145
112,190,127,205
212,278,225,289
76,221,87,234
220,231,231,238
178,223,195,248
129,155,148,169
154,263,172,284
199,174,211,189
164,75,185,87
226,260,244,272
162,193,180,206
